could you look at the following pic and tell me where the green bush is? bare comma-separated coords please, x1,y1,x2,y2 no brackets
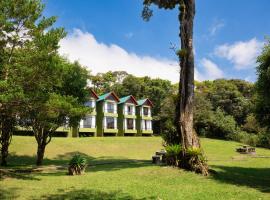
161,121,180,145
183,147,208,175
257,131,270,148
195,108,238,139
165,144,182,166
229,130,259,147
68,154,87,175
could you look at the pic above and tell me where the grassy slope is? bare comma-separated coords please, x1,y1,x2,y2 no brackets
1,136,270,200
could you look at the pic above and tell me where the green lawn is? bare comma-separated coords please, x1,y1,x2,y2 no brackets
1,136,270,200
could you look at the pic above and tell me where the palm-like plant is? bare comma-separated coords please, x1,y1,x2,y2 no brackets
68,155,87,175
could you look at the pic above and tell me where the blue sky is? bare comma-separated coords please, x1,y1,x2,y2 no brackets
43,0,270,83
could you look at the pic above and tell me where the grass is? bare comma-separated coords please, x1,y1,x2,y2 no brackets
1,136,270,200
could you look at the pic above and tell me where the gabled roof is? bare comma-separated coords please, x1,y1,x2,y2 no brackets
89,88,99,99
137,98,153,107
97,91,120,102
118,95,138,105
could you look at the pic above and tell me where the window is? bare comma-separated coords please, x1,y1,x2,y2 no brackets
106,117,114,129
142,120,151,130
107,102,114,113
144,120,148,130
127,105,133,115
85,100,95,108
127,119,134,129
143,107,149,116
83,116,93,128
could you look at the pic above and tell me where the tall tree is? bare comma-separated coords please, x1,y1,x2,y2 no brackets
0,0,45,166
255,40,270,130
142,0,208,175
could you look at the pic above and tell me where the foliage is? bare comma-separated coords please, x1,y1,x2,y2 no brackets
90,72,174,134
68,154,87,175
255,40,270,130
165,144,182,166
182,147,208,175
0,0,48,166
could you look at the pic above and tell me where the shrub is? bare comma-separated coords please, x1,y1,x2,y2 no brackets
68,154,87,175
195,108,238,139
165,144,182,166
257,131,270,148
228,130,259,147
161,122,180,146
182,147,208,175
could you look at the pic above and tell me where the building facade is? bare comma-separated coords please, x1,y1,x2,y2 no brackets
136,99,153,136
15,90,154,137
96,92,119,136
117,95,138,136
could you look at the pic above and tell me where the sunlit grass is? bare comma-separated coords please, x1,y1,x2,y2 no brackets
1,136,270,200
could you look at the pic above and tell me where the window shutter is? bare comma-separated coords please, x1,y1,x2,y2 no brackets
114,117,117,129
80,119,84,128
114,103,117,113
92,116,96,128
124,104,127,114
149,108,151,117
104,117,107,128
104,101,108,112
133,119,136,130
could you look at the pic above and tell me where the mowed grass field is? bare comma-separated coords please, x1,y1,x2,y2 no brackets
1,136,270,200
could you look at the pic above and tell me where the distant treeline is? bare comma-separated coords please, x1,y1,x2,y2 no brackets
90,71,269,148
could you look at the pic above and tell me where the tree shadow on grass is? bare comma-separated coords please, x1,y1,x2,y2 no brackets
210,165,270,193
0,168,40,181
0,187,20,199
36,188,156,200
0,152,153,180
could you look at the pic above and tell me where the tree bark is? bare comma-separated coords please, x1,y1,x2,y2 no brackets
34,127,51,166
178,0,200,152
36,143,46,166
0,120,13,166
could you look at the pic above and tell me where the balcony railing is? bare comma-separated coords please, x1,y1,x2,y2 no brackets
142,128,152,131
105,109,116,113
105,124,116,129
82,124,95,128
127,125,134,130
124,111,135,115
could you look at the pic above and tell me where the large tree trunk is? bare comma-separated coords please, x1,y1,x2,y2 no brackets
178,0,199,151
177,0,208,175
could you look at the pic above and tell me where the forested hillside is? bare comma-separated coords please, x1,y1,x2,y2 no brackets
90,72,269,148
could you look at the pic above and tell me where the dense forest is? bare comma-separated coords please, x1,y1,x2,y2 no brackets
90,71,269,148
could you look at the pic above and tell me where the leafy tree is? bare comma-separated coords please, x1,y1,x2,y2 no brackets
196,79,253,126
255,40,270,130
142,0,208,175
20,44,90,165
0,0,46,166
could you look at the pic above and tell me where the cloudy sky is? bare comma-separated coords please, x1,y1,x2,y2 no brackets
44,0,270,83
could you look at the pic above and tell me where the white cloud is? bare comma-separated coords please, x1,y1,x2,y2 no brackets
59,29,218,83
59,29,182,82
124,32,134,39
214,38,263,69
197,58,224,80
209,20,225,36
